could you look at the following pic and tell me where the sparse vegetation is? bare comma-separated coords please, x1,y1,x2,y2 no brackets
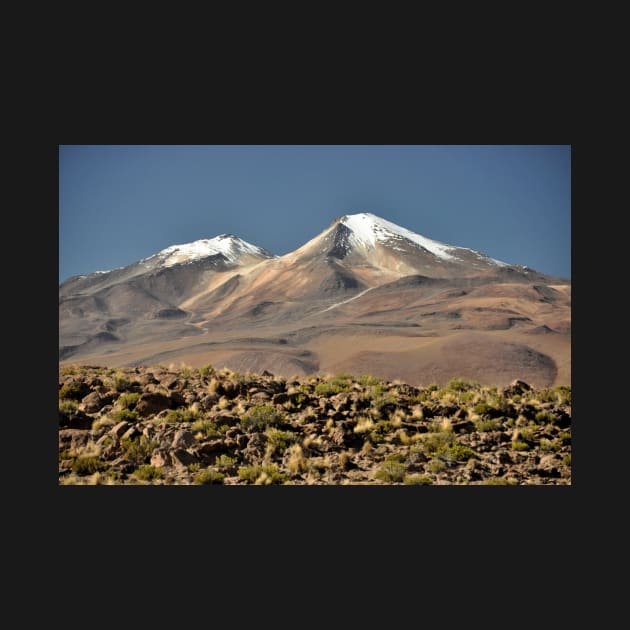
238,464,287,485
194,469,225,485
404,474,433,485
110,408,139,423
376,456,407,482
240,404,284,430
164,408,200,423
59,384,86,401
121,436,156,464
58,365,571,485
133,465,162,482
72,457,106,475
117,392,140,409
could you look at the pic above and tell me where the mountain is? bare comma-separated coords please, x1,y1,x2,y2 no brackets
59,213,571,387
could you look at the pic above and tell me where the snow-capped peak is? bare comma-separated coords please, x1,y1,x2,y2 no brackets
140,234,271,269
338,212,507,266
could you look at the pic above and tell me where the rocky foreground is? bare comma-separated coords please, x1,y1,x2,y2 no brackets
59,365,571,485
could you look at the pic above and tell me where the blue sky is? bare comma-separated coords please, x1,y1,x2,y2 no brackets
59,145,571,282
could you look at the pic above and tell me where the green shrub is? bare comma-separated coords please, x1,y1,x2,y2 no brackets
240,405,284,430
121,436,156,464
562,454,571,466
59,400,79,415
483,477,517,485
446,378,478,392
474,418,500,432
265,428,297,454
314,382,349,396
194,469,225,485
117,392,140,409
59,384,86,401
191,419,222,437
214,454,237,467
199,363,215,377
237,464,286,484
404,474,433,485
72,457,106,475
359,374,382,386
113,376,139,392
511,440,530,451
164,408,200,423
375,460,407,483
558,431,571,443
442,444,477,463
111,408,139,423
535,411,556,425
133,465,162,481
421,432,455,455
427,459,447,473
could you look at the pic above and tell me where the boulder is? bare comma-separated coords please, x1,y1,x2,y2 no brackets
110,421,129,438
172,430,195,449
59,407,92,430
170,449,198,468
59,429,90,450
150,450,170,467
502,379,532,397
135,392,172,418
199,394,219,410
122,426,141,441
80,391,106,413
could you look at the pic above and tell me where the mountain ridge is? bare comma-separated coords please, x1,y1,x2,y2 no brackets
59,212,570,387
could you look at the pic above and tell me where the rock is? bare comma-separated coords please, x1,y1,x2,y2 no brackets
59,407,92,430
142,426,155,440
122,426,140,441
170,449,198,468
168,391,186,408
236,434,248,449
452,420,475,433
494,450,513,465
110,457,136,474
59,429,90,450
110,421,129,438
214,414,240,427
261,370,274,377
272,392,289,404
150,450,169,467
502,379,532,397
95,433,112,447
172,430,195,449
330,393,352,411
327,410,346,422
250,392,271,402
197,440,226,456
160,375,179,389
330,426,346,446
80,392,106,413
59,459,73,472
199,394,219,410
135,392,172,417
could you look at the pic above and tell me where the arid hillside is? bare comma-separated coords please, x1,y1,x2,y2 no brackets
59,365,571,485
60,214,570,387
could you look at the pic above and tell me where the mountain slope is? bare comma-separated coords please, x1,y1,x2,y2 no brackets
59,213,570,387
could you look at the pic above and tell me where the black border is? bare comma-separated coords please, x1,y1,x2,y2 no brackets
40,108,581,574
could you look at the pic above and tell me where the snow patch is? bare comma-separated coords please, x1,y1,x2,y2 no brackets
140,234,269,269
340,213,508,266
341,213,458,261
